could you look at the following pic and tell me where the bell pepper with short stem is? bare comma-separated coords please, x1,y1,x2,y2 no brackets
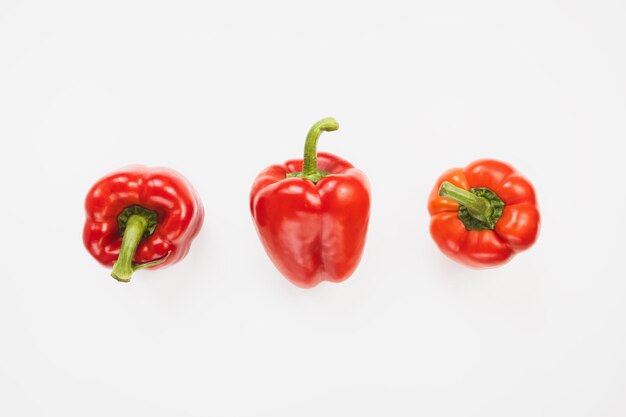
428,159,540,268
250,117,371,288
83,166,204,282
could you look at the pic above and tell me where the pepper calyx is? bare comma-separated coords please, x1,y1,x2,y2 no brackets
117,205,158,238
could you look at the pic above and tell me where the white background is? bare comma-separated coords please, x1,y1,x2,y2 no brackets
1,1,625,416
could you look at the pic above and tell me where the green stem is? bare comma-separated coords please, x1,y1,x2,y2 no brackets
439,181,493,223
111,215,148,282
287,117,339,183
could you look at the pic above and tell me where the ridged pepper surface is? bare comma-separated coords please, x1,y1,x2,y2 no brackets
84,166,204,282
428,159,539,267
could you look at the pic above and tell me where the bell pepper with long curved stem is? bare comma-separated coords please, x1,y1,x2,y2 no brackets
428,159,540,267
250,117,371,288
83,166,204,282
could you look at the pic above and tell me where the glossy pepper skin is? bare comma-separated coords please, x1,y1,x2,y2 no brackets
83,166,204,282
250,117,370,288
428,159,539,267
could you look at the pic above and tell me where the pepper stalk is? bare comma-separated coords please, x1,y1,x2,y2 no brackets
438,181,505,231
111,205,168,282
287,117,339,183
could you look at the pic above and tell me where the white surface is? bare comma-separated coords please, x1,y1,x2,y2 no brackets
1,1,625,416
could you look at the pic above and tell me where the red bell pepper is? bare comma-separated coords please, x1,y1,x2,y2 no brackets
428,159,540,267
83,166,204,282
250,117,370,288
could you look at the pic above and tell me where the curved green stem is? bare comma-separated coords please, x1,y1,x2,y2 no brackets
111,215,148,282
439,181,505,230
287,117,339,183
